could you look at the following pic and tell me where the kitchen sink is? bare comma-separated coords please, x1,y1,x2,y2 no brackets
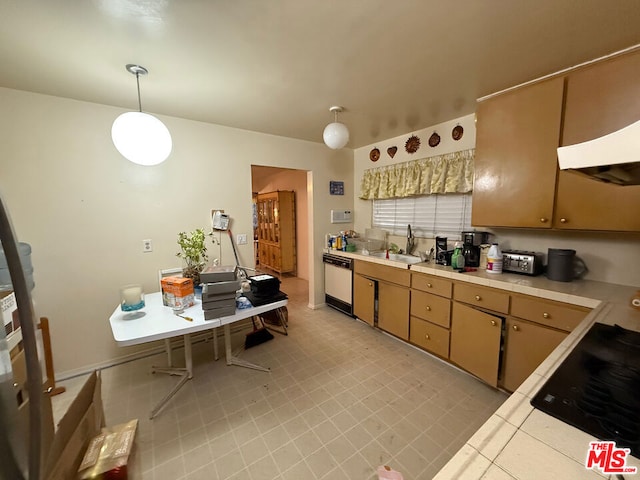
367,252,422,264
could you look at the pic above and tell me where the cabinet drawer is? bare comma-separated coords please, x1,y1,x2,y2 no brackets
410,290,451,328
410,316,450,359
510,295,590,332
453,283,510,314
354,260,410,287
411,273,452,298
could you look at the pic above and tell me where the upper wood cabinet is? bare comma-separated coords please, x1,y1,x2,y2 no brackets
472,77,564,228
554,50,640,231
473,48,640,232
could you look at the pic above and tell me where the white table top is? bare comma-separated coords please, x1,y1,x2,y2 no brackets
109,291,287,347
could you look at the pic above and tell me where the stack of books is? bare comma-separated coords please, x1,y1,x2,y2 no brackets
200,266,240,320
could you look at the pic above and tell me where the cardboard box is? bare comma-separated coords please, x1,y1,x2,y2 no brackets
44,371,105,480
200,265,237,283
161,276,195,309
78,419,138,479
203,304,237,320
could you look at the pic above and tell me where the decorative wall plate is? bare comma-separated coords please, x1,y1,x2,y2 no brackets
387,146,398,158
452,125,464,140
428,132,441,147
369,148,380,162
405,135,420,154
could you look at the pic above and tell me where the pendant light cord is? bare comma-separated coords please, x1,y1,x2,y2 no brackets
135,72,142,113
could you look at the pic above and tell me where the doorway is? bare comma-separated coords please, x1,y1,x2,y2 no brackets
250,166,310,295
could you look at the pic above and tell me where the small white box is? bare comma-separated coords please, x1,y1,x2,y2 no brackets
1,290,20,346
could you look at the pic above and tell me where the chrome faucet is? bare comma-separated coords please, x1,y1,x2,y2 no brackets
406,224,416,255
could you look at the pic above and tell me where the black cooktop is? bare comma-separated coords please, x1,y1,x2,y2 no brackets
531,322,640,458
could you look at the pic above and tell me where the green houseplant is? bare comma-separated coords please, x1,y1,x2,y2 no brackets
176,228,208,286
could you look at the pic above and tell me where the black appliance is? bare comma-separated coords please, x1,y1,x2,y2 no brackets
502,250,544,276
435,237,449,265
248,274,281,298
461,231,490,268
531,322,640,458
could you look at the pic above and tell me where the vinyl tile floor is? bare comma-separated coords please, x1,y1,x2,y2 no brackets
52,276,507,479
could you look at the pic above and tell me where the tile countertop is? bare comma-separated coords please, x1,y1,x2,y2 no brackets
328,249,640,479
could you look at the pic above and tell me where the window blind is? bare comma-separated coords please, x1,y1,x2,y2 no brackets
372,193,472,238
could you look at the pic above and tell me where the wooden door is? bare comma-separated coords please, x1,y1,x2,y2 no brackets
555,49,640,231
378,281,410,340
353,274,375,326
472,77,564,228
501,318,567,392
450,302,503,386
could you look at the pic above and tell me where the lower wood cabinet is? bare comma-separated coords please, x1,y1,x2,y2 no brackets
350,260,591,392
378,281,410,340
501,317,567,392
450,302,503,387
410,290,451,328
410,316,450,359
353,273,375,326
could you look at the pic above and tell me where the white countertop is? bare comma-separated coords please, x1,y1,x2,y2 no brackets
328,249,640,479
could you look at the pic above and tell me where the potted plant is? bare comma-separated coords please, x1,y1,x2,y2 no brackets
176,228,208,286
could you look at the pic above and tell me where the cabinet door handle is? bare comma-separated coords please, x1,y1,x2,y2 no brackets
426,283,433,288
543,312,550,318
513,325,519,331
475,295,481,301
425,334,430,340
368,282,373,287
490,320,497,326
426,305,431,311
540,218,548,223
560,218,568,224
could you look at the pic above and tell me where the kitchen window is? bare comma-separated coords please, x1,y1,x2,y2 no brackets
372,193,472,238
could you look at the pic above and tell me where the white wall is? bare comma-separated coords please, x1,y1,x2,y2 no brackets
0,87,353,376
353,114,640,287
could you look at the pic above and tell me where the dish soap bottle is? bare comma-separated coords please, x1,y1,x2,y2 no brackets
486,243,503,274
452,242,465,269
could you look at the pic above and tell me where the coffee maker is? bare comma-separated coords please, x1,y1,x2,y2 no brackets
461,231,490,267
435,237,450,265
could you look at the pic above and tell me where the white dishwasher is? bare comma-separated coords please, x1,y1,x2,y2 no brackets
323,253,354,316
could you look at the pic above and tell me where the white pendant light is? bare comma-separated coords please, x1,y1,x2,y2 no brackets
323,106,349,149
111,64,172,166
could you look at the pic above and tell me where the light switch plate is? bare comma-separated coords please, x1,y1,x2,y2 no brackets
236,234,247,245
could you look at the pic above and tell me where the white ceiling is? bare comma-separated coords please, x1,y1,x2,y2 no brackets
1,1,639,148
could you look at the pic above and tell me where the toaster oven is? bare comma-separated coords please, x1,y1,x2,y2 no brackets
502,250,544,276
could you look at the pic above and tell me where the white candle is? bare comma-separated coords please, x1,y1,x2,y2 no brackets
122,286,142,305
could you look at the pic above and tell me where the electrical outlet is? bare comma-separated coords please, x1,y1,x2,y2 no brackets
142,239,153,253
236,234,247,245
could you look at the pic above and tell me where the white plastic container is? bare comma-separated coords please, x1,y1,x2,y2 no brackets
486,243,503,274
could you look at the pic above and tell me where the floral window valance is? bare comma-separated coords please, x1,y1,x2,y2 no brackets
359,149,474,200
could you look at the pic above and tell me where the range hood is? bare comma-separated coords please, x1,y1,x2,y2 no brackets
557,119,640,186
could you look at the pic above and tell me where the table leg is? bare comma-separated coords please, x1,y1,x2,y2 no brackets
223,323,270,372
213,327,219,361
150,334,193,418
164,338,173,366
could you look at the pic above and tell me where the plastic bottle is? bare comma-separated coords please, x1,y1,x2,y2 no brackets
451,242,464,269
486,243,503,274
